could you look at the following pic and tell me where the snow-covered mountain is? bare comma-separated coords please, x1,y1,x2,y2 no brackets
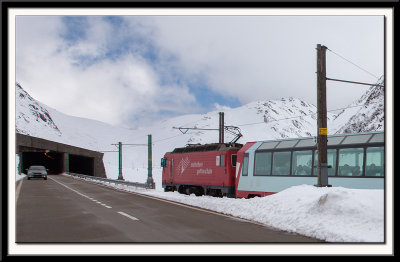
332,76,384,134
16,83,141,151
16,83,61,137
15,81,384,188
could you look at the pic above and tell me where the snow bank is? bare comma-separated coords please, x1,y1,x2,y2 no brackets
144,185,384,242
78,174,384,243
15,154,26,181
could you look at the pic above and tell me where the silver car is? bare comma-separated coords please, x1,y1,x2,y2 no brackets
27,165,48,180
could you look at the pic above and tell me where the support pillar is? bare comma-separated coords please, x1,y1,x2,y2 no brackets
146,134,155,189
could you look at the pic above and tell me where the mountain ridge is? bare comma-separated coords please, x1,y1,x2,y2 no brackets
15,81,384,182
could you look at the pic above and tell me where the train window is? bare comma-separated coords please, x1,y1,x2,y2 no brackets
369,133,384,143
231,154,237,167
242,154,249,176
272,151,291,176
295,138,316,148
254,152,272,176
292,150,312,176
338,148,364,176
258,141,279,150
313,149,337,176
161,158,168,167
216,154,225,167
220,154,225,167
276,140,298,149
327,136,345,145
366,147,384,177
341,134,371,145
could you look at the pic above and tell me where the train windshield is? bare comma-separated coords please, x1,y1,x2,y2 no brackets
231,154,237,167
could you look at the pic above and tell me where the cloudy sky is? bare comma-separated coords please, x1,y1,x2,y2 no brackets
15,10,385,128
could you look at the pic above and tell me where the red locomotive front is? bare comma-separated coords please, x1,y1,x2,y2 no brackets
161,143,242,197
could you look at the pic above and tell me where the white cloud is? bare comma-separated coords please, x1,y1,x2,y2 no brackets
65,17,114,59
16,14,384,128
16,16,199,128
137,15,384,110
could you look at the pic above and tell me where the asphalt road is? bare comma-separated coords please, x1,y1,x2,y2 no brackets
16,174,322,243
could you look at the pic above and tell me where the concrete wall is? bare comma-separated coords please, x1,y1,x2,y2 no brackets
16,133,106,178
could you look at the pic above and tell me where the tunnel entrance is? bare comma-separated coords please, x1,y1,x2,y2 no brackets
17,133,107,178
69,154,94,176
21,151,64,174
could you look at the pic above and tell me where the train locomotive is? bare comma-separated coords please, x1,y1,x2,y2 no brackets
161,143,242,197
161,131,385,198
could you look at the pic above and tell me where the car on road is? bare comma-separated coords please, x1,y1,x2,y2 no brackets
27,165,48,180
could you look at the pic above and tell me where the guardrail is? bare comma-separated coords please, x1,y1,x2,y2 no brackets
66,172,155,189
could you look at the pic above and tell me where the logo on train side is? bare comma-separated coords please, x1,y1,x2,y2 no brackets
176,157,211,175
177,157,190,175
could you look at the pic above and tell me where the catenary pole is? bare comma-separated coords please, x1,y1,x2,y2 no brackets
219,112,224,144
118,142,123,180
111,141,147,182
316,44,330,187
146,134,155,189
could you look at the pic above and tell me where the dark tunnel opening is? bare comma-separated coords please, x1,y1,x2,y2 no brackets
21,151,64,174
69,154,94,176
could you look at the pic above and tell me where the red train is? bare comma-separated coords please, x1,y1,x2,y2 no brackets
161,132,384,198
161,143,242,197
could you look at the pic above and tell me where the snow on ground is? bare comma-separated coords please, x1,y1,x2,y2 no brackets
66,173,384,243
15,154,26,181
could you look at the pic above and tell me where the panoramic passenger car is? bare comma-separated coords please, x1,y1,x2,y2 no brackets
161,131,384,198
235,131,384,198
27,165,48,180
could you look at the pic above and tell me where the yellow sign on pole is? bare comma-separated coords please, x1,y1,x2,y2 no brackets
319,128,328,135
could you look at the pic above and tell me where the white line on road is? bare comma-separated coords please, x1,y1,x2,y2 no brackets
48,176,113,209
101,203,111,207
117,211,139,221
16,179,24,203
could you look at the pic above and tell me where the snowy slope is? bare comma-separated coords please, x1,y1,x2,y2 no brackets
16,83,61,138
16,83,141,151
332,77,384,134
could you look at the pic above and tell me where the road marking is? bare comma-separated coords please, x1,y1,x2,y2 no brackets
48,176,113,209
16,179,24,203
119,189,272,228
101,203,112,208
117,211,139,221
60,174,268,228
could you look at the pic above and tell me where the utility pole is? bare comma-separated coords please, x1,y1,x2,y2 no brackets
112,141,149,182
219,112,224,144
146,134,155,189
316,44,330,187
117,142,124,180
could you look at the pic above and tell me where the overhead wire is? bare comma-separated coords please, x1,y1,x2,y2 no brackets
325,77,384,87
327,48,381,80
101,94,383,148
152,112,221,144
101,49,384,155
98,100,383,153
235,101,382,127
149,101,383,142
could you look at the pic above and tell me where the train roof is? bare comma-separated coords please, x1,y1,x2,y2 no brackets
256,131,384,150
170,143,243,154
